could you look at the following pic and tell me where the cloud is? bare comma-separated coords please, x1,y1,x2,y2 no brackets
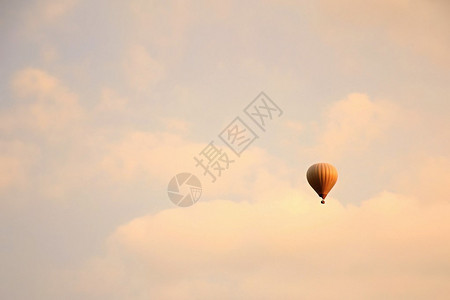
29,0,78,23
100,128,294,202
40,0,78,21
393,155,450,204
123,45,165,92
63,188,450,300
159,117,191,133
18,0,79,36
40,43,59,63
316,0,450,67
0,140,40,193
314,93,399,160
283,120,303,134
100,131,200,185
1,3,449,298
96,88,128,112
2,68,83,135
0,68,90,199
128,0,193,46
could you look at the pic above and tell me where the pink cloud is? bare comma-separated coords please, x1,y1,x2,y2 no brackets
67,189,450,299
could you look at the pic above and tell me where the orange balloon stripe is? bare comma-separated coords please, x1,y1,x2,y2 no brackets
306,163,338,200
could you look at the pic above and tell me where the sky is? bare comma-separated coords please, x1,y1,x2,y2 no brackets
1,0,449,299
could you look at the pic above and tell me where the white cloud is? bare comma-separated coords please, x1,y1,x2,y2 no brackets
100,128,294,202
63,189,450,299
0,140,40,193
19,0,79,34
283,120,303,134
315,93,399,160
2,68,83,135
39,0,78,22
159,117,191,133
316,0,450,67
1,2,449,298
393,155,450,204
96,88,128,112
123,45,165,92
0,68,88,199
100,131,200,184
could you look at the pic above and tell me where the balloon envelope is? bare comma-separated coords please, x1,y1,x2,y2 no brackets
306,163,338,200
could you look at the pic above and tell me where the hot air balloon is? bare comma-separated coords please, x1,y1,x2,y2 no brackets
306,163,338,204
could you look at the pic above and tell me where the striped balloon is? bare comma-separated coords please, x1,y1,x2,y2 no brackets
306,163,338,204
